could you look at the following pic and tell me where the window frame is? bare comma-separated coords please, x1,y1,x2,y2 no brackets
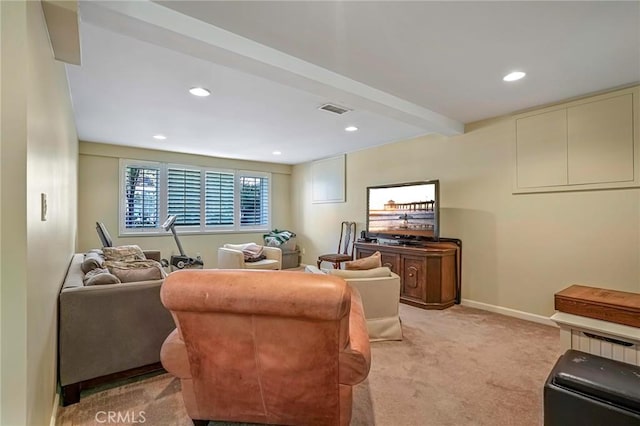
119,159,165,236
119,159,272,236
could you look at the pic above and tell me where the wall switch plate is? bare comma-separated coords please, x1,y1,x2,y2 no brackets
41,193,47,221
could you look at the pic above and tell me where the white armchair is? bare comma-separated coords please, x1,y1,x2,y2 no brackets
305,265,402,341
217,243,282,270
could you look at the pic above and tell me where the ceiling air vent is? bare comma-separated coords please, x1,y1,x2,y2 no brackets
318,103,352,115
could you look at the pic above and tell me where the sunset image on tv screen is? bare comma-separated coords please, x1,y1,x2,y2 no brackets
368,183,436,237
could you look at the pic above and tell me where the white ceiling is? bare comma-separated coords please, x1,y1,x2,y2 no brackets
68,1,640,165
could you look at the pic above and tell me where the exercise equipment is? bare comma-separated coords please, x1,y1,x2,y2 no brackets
96,222,114,247
162,215,204,271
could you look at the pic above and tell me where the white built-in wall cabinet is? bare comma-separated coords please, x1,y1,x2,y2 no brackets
513,86,639,194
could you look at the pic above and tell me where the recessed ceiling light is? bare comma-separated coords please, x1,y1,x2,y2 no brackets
503,71,526,82
189,87,211,97
153,134,167,140
345,126,358,132
272,151,282,155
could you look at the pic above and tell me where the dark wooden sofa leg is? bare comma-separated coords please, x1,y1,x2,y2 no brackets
192,420,208,426
61,383,81,406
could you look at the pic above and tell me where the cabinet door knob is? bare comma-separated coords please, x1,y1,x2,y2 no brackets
409,273,414,277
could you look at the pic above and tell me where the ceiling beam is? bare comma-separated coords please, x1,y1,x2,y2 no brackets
81,0,463,136
42,0,81,65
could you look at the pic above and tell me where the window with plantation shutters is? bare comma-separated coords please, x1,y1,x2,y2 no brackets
239,174,269,228
123,165,160,229
205,171,234,227
120,159,270,234
168,168,201,226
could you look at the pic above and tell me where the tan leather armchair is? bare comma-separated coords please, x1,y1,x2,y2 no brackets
160,269,371,426
217,243,282,270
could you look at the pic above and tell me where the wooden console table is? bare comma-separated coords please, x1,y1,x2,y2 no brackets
555,285,640,328
552,285,640,366
355,242,458,310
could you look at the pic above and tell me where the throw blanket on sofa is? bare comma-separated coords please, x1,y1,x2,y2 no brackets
263,229,296,247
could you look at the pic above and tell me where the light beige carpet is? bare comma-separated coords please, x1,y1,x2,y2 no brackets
56,304,561,426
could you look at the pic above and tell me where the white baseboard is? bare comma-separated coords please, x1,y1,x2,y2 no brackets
461,298,556,327
50,392,59,426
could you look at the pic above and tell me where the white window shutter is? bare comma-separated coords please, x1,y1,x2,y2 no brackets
205,171,235,226
167,168,201,226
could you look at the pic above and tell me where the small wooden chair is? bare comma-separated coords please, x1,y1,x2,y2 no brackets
317,221,356,269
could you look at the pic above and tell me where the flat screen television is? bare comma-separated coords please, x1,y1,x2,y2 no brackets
366,180,439,241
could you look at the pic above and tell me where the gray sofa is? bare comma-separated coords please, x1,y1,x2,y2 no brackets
58,251,175,405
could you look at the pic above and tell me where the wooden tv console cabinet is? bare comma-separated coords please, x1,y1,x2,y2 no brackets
354,242,458,310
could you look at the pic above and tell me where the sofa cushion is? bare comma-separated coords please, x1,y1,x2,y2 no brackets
329,267,391,279
103,245,146,262
345,251,382,270
83,268,121,286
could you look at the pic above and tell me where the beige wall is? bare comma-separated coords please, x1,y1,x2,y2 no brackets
1,2,28,424
78,142,293,268
0,0,3,418
1,1,79,424
292,91,640,318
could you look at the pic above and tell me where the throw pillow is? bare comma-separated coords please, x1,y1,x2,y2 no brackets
83,268,121,286
110,262,165,283
345,251,382,270
328,266,391,279
81,252,105,274
103,245,146,262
